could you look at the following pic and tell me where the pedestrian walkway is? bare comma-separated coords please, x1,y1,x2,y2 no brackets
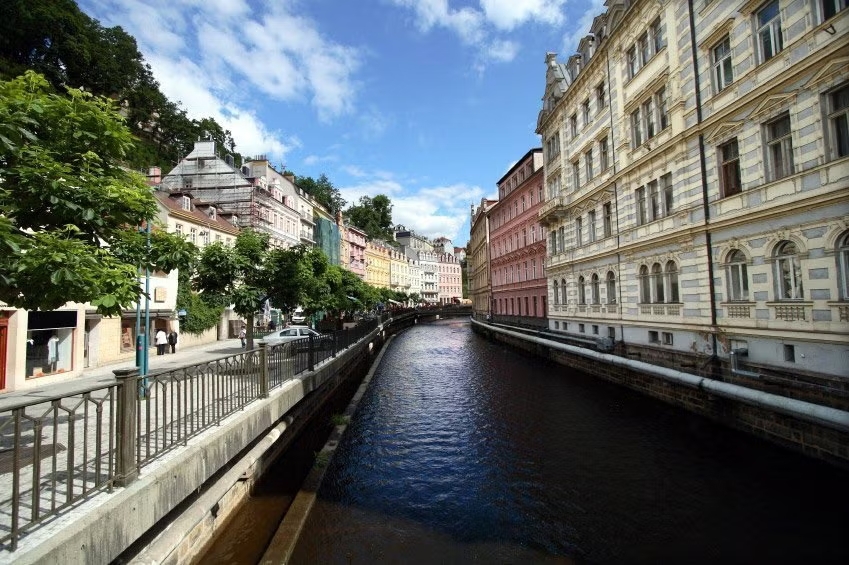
0,338,248,411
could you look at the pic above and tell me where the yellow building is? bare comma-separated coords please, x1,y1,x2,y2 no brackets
365,241,391,289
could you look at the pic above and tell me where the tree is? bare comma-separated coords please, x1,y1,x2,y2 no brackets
194,229,270,349
264,245,329,321
0,71,193,315
297,173,346,215
345,194,394,241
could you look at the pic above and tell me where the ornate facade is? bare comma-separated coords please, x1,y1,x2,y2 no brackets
537,0,848,378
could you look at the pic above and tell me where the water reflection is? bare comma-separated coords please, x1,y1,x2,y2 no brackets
292,320,849,564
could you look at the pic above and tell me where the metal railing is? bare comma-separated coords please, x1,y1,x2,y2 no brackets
0,309,460,551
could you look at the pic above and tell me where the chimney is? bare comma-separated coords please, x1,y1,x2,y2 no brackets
284,173,296,183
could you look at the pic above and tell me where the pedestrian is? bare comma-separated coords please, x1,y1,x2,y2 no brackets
155,328,168,356
268,320,276,331
239,326,247,349
168,329,178,354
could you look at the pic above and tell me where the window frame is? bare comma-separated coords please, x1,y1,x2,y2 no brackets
837,232,849,300
588,210,597,243
826,83,849,161
711,35,734,93
603,202,613,237
599,137,609,170
756,0,783,63
726,249,750,302
719,138,742,197
773,240,804,300
764,113,794,181
606,270,617,303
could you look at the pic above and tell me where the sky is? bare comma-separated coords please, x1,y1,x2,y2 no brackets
78,0,605,246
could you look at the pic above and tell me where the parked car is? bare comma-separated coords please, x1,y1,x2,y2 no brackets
258,325,332,349
291,307,306,324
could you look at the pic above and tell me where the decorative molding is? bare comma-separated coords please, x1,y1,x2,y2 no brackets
699,18,735,51
747,92,796,122
704,120,745,143
803,56,849,90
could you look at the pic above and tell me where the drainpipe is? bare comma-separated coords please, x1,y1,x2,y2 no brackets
606,40,626,343
688,0,719,361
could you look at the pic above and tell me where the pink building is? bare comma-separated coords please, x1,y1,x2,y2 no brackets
490,148,547,321
346,224,367,279
437,253,462,304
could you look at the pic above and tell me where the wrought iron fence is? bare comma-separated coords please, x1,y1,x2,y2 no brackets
0,310,431,551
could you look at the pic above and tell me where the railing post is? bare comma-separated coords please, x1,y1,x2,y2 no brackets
113,367,139,487
259,342,269,398
308,334,315,372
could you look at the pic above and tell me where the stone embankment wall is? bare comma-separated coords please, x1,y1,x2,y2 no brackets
473,321,849,468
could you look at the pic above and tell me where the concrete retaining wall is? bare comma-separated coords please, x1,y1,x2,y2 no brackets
473,320,849,468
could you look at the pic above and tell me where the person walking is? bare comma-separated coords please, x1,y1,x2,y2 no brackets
155,328,168,356
168,329,178,354
239,326,247,349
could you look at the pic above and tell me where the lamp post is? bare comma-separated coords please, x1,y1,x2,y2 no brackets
134,221,151,381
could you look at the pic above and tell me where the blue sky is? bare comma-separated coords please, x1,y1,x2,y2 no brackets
78,0,604,246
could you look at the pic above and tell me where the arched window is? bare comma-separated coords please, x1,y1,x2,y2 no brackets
578,276,586,304
665,261,679,303
606,271,617,303
639,265,651,303
652,263,664,303
561,278,567,303
837,232,849,300
553,280,560,305
591,273,600,304
774,241,803,300
726,249,749,301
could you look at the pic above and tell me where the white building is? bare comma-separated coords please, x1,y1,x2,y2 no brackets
537,0,849,382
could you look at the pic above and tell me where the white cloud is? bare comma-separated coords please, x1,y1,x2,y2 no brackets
480,0,568,30
389,0,567,67
82,0,364,161
340,177,484,241
561,0,605,56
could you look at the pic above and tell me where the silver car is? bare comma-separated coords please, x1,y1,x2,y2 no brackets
259,325,330,348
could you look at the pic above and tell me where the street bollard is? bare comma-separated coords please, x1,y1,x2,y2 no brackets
113,367,140,487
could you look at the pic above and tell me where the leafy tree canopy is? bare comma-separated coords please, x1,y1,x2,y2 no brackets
0,71,195,315
0,0,244,171
264,245,329,317
296,173,346,215
344,194,395,241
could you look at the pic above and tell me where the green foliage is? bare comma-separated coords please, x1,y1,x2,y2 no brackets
296,173,346,215
0,0,244,171
265,245,329,317
175,273,223,335
0,72,170,315
344,194,395,241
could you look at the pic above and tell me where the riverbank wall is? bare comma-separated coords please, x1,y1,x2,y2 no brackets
472,319,849,468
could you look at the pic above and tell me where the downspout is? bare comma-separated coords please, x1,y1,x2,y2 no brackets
606,41,625,342
687,0,719,362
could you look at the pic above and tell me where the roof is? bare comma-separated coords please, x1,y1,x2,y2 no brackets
154,190,241,236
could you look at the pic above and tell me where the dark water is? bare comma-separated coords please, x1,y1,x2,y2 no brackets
290,319,849,564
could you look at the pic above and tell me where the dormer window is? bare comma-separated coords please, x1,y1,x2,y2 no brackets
181,196,191,211
183,179,192,190
209,207,217,220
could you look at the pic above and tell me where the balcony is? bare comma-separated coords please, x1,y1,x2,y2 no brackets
767,302,811,322
639,303,681,316
538,196,568,225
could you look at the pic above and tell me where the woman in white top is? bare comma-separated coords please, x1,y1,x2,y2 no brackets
155,329,168,356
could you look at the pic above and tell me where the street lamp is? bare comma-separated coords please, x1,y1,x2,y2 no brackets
134,221,151,381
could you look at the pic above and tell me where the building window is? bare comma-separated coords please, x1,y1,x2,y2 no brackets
585,148,594,180
639,265,651,303
638,32,650,67
649,330,659,343
190,227,197,244
583,99,591,126
635,186,647,225
838,232,849,300
651,17,665,53
627,46,637,78
575,217,583,246
826,84,849,160
603,202,613,237
175,223,183,236
712,36,733,93
756,0,783,63
820,0,848,21
572,160,581,189
652,263,665,303
580,324,586,333
606,270,616,303
765,113,794,181
719,138,742,197
662,332,673,345
666,261,679,302
593,325,599,335
578,276,586,304
551,280,558,304
726,249,750,301
631,109,642,147
597,82,606,111
774,241,804,300
608,327,616,339
591,273,600,304
570,114,578,137
600,137,609,170
661,173,673,215
657,87,669,131
783,344,795,362
181,196,191,211
588,210,597,243
546,132,561,162
550,232,557,255
648,180,661,221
